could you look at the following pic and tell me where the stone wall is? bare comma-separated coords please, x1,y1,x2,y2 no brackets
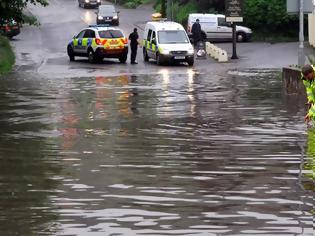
282,67,306,96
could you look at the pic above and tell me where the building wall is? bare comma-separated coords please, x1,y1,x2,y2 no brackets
309,6,315,47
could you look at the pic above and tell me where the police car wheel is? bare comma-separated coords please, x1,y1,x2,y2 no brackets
143,48,149,62
119,54,127,63
67,46,75,61
88,50,96,63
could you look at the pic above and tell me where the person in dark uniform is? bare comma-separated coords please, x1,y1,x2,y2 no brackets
191,18,202,46
128,28,139,64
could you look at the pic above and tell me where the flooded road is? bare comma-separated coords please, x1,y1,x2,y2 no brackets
0,70,313,235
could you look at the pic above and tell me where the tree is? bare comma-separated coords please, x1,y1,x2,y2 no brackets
0,0,48,23
243,0,298,34
161,0,166,18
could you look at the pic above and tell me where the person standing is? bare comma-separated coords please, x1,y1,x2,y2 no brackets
191,18,202,46
128,28,139,64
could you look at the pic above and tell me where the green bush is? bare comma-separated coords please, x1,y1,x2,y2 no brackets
124,1,139,8
0,36,15,75
173,1,198,26
244,0,299,36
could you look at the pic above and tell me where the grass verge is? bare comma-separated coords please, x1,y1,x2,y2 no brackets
0,36,15,75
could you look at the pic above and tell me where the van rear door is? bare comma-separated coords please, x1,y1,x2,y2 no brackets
198,16,217,40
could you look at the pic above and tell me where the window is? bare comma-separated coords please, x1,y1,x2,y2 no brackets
158,30,189,44
151,31,156,43
218,17,229,27
83,30,96,38
98,30,123,38
99,5,116,14
147,29,152,41
76,30,86,38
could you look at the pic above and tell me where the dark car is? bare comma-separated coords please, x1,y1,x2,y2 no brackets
78,0,101,8
96,5,119,26
0,19,20,39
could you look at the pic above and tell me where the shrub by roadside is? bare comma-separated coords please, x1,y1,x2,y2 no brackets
0,36,15,75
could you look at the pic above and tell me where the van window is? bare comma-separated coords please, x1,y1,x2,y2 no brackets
147,29,152,41
158,30,189,44
151,31,156,44
218,17,230,27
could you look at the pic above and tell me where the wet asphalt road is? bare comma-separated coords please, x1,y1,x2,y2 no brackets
9,0,315,78
1,1,314,235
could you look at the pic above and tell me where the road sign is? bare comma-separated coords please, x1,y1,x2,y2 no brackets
225,0,243,22
226,17,243,22
287,0,314,14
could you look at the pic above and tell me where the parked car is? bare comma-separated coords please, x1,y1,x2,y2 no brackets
187,13,252,42
0,19,20,39
67,25,128,63
96,4,119,26
78,0,101,8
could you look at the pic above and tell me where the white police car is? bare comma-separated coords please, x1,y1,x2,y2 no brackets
67,25,128,63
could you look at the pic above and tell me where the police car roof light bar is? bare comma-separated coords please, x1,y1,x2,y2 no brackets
89,24,110,28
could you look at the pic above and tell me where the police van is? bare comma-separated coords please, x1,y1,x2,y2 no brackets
187,13,252,42
142,21,195,66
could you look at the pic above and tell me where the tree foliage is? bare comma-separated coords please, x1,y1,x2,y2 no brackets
243,0,298,34
0,0,48,23
166,0,299,36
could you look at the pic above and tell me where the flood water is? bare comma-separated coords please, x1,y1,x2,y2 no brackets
0,70,313,236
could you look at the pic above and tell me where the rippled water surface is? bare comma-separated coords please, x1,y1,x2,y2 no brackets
0,70,313,235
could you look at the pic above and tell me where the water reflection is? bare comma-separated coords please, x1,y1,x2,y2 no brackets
0,78,62,235
0,71,313,235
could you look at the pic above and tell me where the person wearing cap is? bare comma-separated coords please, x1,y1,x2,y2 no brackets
128,28,139,64
191,18,202,46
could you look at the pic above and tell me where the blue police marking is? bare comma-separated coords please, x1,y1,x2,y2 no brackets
78,39,82,46
87,38,92,46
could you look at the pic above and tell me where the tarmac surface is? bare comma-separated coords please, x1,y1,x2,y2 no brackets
9,0,315,78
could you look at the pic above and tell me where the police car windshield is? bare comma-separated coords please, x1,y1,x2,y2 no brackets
98,30,123,38
158,30,189,44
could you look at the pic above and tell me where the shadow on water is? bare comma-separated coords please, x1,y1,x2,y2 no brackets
0,69,313,235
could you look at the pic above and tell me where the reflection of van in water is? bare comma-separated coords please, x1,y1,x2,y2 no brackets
143,21,195,66
187,13,252,42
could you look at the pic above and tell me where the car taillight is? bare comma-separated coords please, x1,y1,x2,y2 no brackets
95,38,101,45
97,39,107,45
120,38,128,44
5,25,10,32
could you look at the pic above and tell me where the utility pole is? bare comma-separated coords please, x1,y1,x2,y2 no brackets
231,22,238,59
167,0,171,20
298,0,304,66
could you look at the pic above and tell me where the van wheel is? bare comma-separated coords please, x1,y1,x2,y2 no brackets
201,31,207,41
143,48,149,62
187,58,194,66
237,32,246,42
156,53,162,65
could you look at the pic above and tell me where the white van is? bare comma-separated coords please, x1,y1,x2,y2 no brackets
187,13,252,42
143,21,195,66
